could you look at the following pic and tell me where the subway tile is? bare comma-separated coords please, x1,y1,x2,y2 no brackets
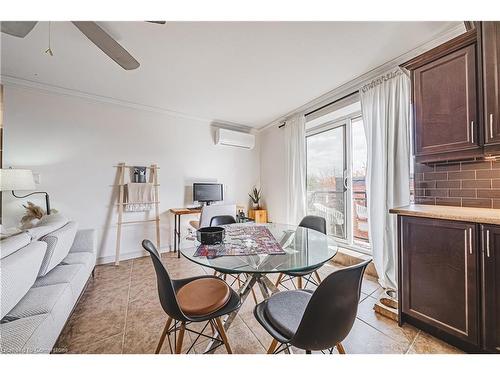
462,179,492,189
424,172,448,181
449,189,476,198
415,173,424,182
415,197,436,205
462,198,493,208
415,163,435,173
476,169,500,179
448,171,475,180
493,200,500,209
416,181,436,189
492,180,500,188
436,180,460,188
415,189,425,196
435,163,460,172
492,161,500,169
425,189,449,198
460,161,492,170
435,198,462,206
477,189,500,198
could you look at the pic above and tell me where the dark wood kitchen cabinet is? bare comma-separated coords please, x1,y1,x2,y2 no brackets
481,225,500,353
399,216,479,347
403,30,480,163
482,22,500,146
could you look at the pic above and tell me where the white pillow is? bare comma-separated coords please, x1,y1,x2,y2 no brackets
26,213,69,240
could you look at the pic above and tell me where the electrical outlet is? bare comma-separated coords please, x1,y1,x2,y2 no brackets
33,173,41,185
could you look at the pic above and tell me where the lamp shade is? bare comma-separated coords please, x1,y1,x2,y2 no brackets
0,169,36,191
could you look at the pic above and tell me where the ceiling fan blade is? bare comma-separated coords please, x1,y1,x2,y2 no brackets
1,21,37,37
146,21,166,24
71,21,140,70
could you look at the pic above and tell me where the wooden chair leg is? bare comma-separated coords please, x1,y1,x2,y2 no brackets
175,322,186,354
275,273,284,287
314,270,322,284
336,342,346,354
155,317,172,354
251,287,258,304
267,339,278,354
213,270,218,277
237,275,242,288
215,317,232,354
297,276,303,289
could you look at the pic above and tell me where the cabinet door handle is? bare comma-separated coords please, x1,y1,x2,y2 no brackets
490,114,494,139
470,121,474,143
486,229,490,258
469,228,473,254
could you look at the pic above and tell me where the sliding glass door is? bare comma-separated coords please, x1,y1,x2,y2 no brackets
306,122,347,240
306,110,370,253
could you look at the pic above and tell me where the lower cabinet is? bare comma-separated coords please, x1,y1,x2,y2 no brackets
481,225,500,353
398,216,500,352
399,217,479,347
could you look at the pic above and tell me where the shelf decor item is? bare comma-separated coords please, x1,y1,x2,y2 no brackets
248,186,262,209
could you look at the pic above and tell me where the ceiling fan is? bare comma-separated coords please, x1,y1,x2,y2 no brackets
1,21,165,70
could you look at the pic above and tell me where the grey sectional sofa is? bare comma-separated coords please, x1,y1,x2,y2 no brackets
0,215,96,353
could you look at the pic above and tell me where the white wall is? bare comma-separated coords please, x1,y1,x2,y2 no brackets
258,125,287,224
2,85,260,263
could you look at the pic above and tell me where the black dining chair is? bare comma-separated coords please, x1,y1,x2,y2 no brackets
254,259,371,354
142,239,241,354
208,215,258,303
275,215,327,289
209,215,236,226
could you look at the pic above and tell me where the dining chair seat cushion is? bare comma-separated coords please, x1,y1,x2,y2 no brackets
176,278,231,317
264,290,313,338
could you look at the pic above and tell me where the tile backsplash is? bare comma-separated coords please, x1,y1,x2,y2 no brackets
414,159,500,208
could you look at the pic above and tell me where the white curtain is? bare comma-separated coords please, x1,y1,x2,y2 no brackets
360,69,411,290
284,113,307,225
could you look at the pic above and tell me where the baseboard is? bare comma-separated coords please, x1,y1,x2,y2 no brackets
96,246,171,265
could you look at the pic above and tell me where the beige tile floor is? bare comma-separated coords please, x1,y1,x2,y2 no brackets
55,252,463,354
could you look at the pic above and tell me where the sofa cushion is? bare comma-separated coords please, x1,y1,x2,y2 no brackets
27,213,69,241
0,241,47,319
33,263,89,302
0,232,31,259
38,221,78,277
0,314,54,354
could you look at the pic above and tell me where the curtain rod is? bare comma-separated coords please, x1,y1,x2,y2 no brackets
303,90,358,117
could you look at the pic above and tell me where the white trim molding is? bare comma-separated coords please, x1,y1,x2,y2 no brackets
0,74,215,124
257,23,466,132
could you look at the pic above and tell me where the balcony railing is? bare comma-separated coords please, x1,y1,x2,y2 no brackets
307,189,369,244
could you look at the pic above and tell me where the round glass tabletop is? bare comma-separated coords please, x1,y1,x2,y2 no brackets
180,223,338,274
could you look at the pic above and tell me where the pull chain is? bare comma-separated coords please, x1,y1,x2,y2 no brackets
45,22,53,56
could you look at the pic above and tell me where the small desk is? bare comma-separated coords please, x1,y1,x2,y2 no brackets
169,208,202,258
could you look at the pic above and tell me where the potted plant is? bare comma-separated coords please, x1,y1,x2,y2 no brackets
248,187,262,210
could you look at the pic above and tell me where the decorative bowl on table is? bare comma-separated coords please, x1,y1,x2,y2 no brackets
196,226,225,245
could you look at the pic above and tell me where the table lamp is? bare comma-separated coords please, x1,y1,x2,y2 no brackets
0,168,51,214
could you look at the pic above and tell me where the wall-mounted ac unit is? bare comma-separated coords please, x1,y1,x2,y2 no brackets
215,128,255,150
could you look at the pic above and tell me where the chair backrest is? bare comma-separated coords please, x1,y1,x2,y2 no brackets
199,204,236,228
291,259,371,350
141,240,186,321
210,215,236,226
298,215,327,234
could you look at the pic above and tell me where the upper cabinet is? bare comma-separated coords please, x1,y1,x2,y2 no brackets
403,23,500,163
413,44,478,158
482,22,500,146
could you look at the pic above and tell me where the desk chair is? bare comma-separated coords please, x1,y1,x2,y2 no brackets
275,215,327,290
189,204,237,230
142,239,241,354
254,259,371,354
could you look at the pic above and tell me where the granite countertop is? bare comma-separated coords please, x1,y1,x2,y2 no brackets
389,204,500,225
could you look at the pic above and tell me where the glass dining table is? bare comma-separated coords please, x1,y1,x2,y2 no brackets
180,222,338,352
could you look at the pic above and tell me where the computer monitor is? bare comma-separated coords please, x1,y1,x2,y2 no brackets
193,183,223,205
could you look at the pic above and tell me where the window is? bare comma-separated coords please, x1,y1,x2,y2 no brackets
306,100,370,253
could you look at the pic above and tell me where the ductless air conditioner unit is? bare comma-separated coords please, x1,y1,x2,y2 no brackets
215,128,255,150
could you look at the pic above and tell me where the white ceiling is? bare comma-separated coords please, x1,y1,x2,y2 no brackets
1,21,462,128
